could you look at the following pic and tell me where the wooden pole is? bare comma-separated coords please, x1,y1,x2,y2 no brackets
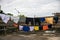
0,5,1,10
33,15,35,26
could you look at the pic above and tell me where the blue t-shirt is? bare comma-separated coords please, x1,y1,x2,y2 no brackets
23,26,30,32
48,24,52,29
40,18,45,22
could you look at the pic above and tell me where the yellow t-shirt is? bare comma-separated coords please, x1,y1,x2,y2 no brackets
34,26,39,31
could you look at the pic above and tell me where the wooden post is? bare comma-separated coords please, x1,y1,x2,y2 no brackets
33,15,35,26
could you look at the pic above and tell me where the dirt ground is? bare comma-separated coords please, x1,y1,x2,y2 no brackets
0,32,60,40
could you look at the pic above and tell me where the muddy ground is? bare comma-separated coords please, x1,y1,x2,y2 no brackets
0,31,60,40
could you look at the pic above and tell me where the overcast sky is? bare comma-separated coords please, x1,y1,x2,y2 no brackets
0,0,60,17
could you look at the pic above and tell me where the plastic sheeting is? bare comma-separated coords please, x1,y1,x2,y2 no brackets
0,14,10,23
11,16,19,23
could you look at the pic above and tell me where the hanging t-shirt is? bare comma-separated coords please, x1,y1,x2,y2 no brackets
34,26,39,31
23,26,30,32
54,16,58,23
29,26,34,31
39,25,43,30
40,18,45,22
48,24,52,29
45,17,53,24
43,25,48,30
19,25,23,30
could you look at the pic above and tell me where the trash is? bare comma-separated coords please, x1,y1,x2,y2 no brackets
45,30,55,33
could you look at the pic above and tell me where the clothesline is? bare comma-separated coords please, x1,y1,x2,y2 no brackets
0,14,58,25
19,24,52,32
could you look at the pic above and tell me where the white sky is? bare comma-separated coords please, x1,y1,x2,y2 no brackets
0,0,60,17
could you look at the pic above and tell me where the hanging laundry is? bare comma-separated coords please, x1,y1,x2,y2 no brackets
0,14,10,23
29,26,34,31
11,16,19,23
19,25,23,30
54,16,58,23
34,26,39,31
40,17,45,22
45,17,53,24
13,23,18,28
43,25,48,30
48,24,52,29
39,25,43,30
23,26,30,32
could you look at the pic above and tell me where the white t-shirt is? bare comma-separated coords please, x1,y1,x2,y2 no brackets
19,25,23,30
29,26,34,31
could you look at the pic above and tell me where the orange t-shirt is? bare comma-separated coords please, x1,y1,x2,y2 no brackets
43,25,48,30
